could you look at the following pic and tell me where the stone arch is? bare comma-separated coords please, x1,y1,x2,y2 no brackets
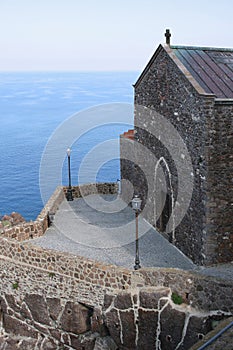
153,157,175,243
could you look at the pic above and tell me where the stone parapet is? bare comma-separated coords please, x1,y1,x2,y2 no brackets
63,182,117,199
0,186,65,241
0,183,117,242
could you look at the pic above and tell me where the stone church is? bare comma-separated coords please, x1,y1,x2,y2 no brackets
120,30,233,265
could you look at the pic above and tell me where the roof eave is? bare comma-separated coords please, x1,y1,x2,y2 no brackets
215,98,233,105
133,44,164,88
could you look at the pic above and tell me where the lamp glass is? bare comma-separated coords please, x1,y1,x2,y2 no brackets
132,196,142,211
67,148,71,157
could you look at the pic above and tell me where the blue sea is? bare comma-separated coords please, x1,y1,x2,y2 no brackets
0,72,138,220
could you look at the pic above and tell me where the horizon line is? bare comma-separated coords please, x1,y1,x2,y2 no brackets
0,69,140,73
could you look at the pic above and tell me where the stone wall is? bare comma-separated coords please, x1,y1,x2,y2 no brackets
0,257,114,349
0,183,117,243
0,248,232,349
189,317,233,350
103,287,232,350
0,238,131,305
63,182,118,199
205,101,233,264
0,186,65,242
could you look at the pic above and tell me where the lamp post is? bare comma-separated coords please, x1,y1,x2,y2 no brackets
66,148,73,201
132,195,142,270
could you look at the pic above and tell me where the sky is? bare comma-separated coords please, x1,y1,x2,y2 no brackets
0,0,232,71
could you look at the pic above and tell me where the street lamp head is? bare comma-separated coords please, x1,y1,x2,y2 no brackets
132,195,142,211
67,148,71,157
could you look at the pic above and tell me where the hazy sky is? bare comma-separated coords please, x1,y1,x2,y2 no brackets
0,0,232,71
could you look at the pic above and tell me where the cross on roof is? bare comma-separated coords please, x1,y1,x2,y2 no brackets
165,29,171,45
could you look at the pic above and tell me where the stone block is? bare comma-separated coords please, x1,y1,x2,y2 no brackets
139,287,170,309
20,302,33,320
24,294,51,325
94,336,118,350
104,308,122,347
120,310,137,347
70,331,98,350
3,314,38,338
0,336,37,350
137,309,158,349
103,293,115,311
159,304,186,350
114,291,132,310
46,297,62,321
181,315,212,349
5,294,21,313
60,301,92,334
91,307,108,336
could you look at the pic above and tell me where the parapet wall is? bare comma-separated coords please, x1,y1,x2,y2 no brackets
63,182,117,199
0,182,117,242
0,186,65,241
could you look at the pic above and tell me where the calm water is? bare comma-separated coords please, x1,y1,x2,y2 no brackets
0,72,137,220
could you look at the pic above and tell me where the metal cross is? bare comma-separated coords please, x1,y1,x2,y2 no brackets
165,29,171,45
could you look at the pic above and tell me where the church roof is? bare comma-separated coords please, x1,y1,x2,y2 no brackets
171,45,233,98
135,41,233,99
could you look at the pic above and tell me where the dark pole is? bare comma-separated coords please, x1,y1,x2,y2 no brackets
68,154,71,187
134,210,141,270
66,148,73,201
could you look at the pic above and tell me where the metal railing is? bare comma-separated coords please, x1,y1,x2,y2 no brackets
197,321,233,350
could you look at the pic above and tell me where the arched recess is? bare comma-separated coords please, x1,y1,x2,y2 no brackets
153,157,175,243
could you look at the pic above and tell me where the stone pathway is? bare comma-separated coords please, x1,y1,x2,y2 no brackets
32,195,233,280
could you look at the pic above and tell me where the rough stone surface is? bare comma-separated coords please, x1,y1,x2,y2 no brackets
46,297,63,321
103,286,229,350
159,305,186,349
189,317,233,350
0,336,38,350
60,301,92,334
93,336,118,350
3,314,38,338
25,294,51,325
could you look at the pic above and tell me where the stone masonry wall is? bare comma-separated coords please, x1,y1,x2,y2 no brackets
205,101,233,264
0,186,65,242
120,134,148,207
63,182,117,199
0,183,117,243
0,249,232,349
0,233,232,312
129,46,214,264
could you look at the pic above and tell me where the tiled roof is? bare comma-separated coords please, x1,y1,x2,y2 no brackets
121,129,134,140
171,46,233,98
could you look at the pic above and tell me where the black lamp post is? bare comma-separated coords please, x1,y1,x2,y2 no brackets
132,195,142,270
66,148,73,201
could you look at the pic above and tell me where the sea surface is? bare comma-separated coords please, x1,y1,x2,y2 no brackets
0,72,138,220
